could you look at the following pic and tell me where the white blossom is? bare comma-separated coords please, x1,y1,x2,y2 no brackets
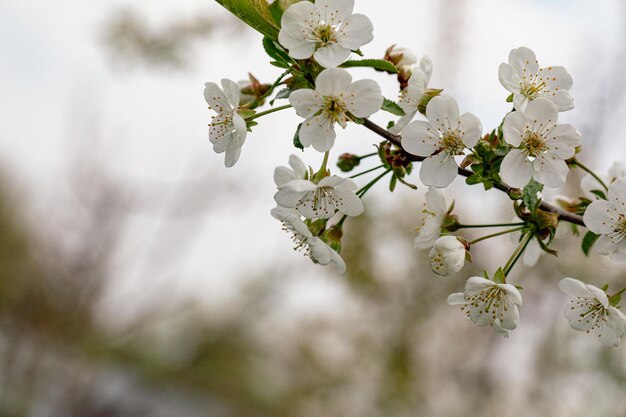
272,206,346,274
278,0,373,68
583,178,626,261
289,68,383,152
389,55,433,134
414,187,449,250
447,277,523,336
498,46,574,112
559,278,626,347
401,95,482,188
581,161,626,199
429,236,465,276
274,175,363,219
274,154,308,187
204,79,247,167
500,98,581,188
385,45,417,70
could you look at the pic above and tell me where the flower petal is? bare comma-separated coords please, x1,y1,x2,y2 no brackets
413,216,441,250
583,200,617,234
221,79,240,108
204,82,230,110
274,166,297,187
502,111,526,147
289,89,323,118
316,0,354,21
224,138,241,167
315,68,352,96
559,277,593,298
532,154,568,188
336,13,373,50
500,149,532,188
508,46,539,79
299,115,337,152
545,123,580,159
333,188,364,216
343,79,383,117
447,292,467,305
425,186,448,214
278,1,318,59
524,98,558,130
459,112,482,148
498,62,520,93
401,120,439,156
425,95,460,131
314,43,352,68
419,152,458,188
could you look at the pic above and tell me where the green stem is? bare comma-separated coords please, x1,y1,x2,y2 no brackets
359,152,378,160
313,151,330,183
336,214,348,228
503,232,533,276
349,164,384,179
573,159,608,191
357,168,392,198
457,222,525,229
249,104,292,120
469,226,527,245
612,286,626,297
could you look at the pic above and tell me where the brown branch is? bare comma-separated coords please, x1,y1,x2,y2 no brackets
361,118,585,227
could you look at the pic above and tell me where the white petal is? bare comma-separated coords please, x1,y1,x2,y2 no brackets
498,300,520,330
328,246,347,274
447,292,467,305
608,240,626,262
343,79,383,117
465,276,492,292
425,95,460,131
221,79,240,108
419,55,433,80
500,149,532,188
278,1,318,59
500,284,523,306
594,234,615,255
586,284,609,308
502,111,526,147
316,0,354,21
315,68,352,96
508,46,539,78
289,89,323,118
532,154,568,188
559,277,593,298
608,177,626,208
549,90,575,112
425,187,448,214
522,238,543,267
319,175,352,189
314,43,352,68
204,82,230,110
459,112,482,148
289,154,307,179
232,113,247,146
388,109,417,135
545,124,580,159
498,62,521,93
583,200,617,234
333,188,364,216
524,98,558,129
608,162,626,181
299,116,336,152
224,139,241,167
309,237,332,265
419,153,458,188
414,216,441,250
274,166,297,187
513,94,530,112
336,13,373,50
401,120,439,156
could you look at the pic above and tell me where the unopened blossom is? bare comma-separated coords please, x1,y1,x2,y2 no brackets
274,154,308,187
559,278,626,347
447,277,523,336
272,207,346,274
498,46,574,112
274,175,363,219
414,187,449,250
289,68,383,152
581,161,626,199
583,178,626,261
500,98,581,188
388,55,434,134
204,79,247,167
429,236,465,276
278,0,373,68
385,45,417,70
401,95,482,188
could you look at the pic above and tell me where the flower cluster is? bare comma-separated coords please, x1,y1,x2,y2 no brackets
206,0,626,347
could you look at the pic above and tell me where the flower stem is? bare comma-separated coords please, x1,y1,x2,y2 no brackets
572,159,608,191
457,222,526,229
349,164,385,179
503,232,533,276
249,104,292,120
612,286,626,297
357,168,392,198
469,226,527,245
359,152,378,160
313,151,330,183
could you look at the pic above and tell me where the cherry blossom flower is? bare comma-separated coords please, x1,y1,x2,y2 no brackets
447,277,523,336
278,0,373,68
500,98,581,188
388,55,434,134
274,154,308,187
498,46,574,112
583,178,626,261
414,187,449,250
274,175,363,219
289,68,383,152
401,95,482,188
559,278,626,347
272,207,346,274
384,45,417,71
429,236,465,276
204,79,247,167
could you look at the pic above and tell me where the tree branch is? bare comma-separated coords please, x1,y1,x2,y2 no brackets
361,118,585,227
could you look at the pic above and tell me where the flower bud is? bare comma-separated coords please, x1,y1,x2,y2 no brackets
384,45,418,89
337,153,361,172
429,236,466,276
417,88,444,115
238,73,271,107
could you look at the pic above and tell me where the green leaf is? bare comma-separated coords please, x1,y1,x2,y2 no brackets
268,0,301,25
339,59,398,73
522,179,544,212
590,189,607,200
270,87,291,105
215,0,280,40
293,123,304,150
262,37,291,64
381,98,405,116
582,231,599,256
465,174,482,185
506,93,514,103
389,174,397,192
493,267,506,284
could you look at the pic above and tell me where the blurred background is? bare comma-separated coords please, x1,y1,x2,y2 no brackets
1,0,626,416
